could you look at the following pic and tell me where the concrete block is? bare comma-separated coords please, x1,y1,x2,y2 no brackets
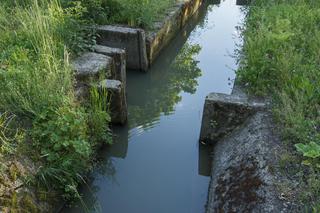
99,79,127,125
97,25,148,71
72,52,114,83
199,93,265,145
93,45,126,87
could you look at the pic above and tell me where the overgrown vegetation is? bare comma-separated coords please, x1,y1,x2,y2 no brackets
0,0,110,209
238,0,320,208
0,0,180,210
61,0,175,29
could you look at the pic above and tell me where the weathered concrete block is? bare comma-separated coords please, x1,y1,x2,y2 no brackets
199,93,265,145
97,25,148,71
206,111,286,212
93,45,126,87
99,79,127,125
146,0,204,65
72,52,114,83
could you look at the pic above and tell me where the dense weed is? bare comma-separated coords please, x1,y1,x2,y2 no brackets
0,0,110,204
238,0,320,207
62,0,175,29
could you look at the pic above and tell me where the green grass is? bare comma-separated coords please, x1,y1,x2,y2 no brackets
238,0,320,208
0,0,111,208
61,0,176,29
0,0,178,210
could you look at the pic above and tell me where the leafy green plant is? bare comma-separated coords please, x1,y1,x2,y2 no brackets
32,105,91,198
296,142,320,160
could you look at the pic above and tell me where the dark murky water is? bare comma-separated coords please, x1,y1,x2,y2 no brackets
63,1,245,212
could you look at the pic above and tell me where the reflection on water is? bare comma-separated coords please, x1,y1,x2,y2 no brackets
62,1,245,212
128,43,202,131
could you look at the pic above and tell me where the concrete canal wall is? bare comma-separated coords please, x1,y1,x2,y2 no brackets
199,87,295,212
96,0,206,71
71,0,207,126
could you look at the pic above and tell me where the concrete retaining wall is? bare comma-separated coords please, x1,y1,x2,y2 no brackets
146,0,204,65
96,0,206,71
199,88,293,211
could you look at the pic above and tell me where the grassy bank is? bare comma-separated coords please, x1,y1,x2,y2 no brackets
0,0,110,211
61,0,175,29
238,0,320,209
0,0,178,211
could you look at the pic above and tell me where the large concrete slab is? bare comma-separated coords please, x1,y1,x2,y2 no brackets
205,111,287,212
72,52,114,83
97,25,148,71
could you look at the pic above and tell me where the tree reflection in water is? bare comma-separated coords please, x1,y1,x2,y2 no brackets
128,43,202,130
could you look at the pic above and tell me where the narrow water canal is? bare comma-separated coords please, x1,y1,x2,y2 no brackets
63,1,245,212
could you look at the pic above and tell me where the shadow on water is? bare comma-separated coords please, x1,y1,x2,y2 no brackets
62,0,246,212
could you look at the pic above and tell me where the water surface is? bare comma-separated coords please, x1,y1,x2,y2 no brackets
63,1,245,212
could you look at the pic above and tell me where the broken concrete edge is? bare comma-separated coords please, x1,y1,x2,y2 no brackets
93,44,127,88
199,92,266,145
96,25,148,72
71,52,127,125
99,79,128,125
74,79,128,126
